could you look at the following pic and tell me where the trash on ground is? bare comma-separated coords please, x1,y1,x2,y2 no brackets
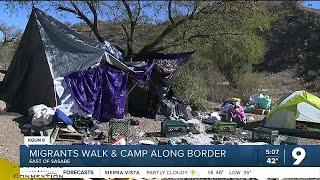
201,112,221,124
161,120,188,137
139,140,155,145
245,94,272,114
112,137,126,145
186,119,205,134
252,127,279,144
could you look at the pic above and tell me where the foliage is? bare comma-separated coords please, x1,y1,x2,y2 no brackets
201,2,274,86
172,59,209,110
233,72,265,101
0,40,19,69
210,35,266,85
260,2,320,93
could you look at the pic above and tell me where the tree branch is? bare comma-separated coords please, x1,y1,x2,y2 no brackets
57,0,105,42
57,6,77,14
86,0,98,29
122,0,133,22
121,0,141,60
168,0,174,24
0,24,20,46
138,2,216,56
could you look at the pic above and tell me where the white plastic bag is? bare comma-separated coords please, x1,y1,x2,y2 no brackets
29,105,55,127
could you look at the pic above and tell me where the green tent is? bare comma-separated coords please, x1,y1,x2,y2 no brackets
265,91,320,129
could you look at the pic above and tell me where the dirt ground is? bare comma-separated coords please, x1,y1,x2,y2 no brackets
0,112,24,164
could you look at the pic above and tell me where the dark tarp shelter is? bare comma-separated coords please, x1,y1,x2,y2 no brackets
0,8,132,115
127,51,194,117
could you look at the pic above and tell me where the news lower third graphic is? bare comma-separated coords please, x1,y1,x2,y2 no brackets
19,145,320,178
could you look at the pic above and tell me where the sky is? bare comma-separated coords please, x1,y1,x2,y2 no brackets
303,1,320,8
0,1,319,40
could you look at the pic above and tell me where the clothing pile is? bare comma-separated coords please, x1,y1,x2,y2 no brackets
28,104,61,144
155,98,192,121
28,103,102,145
220,99,246,125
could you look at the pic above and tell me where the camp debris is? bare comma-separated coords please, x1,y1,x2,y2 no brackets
220,99,247,125
201,112,221,124
244,94,272,115
252,127,279,144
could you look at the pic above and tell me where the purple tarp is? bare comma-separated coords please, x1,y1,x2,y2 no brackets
64,65,128,122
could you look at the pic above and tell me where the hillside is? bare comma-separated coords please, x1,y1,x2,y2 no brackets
257,2,320,95
0,1,319,107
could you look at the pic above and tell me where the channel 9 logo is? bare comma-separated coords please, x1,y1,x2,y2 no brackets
292,147,306,165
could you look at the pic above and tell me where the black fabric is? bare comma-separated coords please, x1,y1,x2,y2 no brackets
127,52,194,117
0,11,55,115
69,114,95,134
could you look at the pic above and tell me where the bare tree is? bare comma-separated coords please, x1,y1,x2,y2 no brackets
0,22,21,69
55,1,220,58
0,23,21,46
56,0,105,42
2,1,263,60
119,0,141,60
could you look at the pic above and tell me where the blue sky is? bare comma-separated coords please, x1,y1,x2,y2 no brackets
303,1,320,8
0,1,319,39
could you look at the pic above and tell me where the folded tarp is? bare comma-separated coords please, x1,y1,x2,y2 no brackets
126,61,155,83
154,51,195,74
64,65,128,122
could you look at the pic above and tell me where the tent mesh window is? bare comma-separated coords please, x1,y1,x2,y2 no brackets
108,119,129,142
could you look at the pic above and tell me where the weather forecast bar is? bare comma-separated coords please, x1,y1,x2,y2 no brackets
19,167,320,178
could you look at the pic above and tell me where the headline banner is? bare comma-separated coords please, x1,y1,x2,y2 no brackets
20,145,320,167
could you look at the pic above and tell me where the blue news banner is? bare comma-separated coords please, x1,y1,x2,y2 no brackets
20,145,320,167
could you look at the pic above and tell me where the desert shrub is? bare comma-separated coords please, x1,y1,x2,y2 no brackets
210,35,267,86
233,72,265,102
0,40,19,70
172,66,209,111
207,84,237,103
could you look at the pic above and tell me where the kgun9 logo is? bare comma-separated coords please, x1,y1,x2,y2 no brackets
292,147,306,165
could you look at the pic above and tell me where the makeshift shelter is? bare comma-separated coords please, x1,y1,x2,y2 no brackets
0,8,132,120
0,7,194,121
265,91,320,129
127,51,194,117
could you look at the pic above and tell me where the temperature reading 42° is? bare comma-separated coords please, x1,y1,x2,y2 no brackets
292,147,306,165
266,157,278,164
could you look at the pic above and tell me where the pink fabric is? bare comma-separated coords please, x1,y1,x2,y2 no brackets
231,105,246,124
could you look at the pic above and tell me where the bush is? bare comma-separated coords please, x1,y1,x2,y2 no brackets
233,72,265,102
0,40,19,70
172,67,209,110
207,84,237,103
